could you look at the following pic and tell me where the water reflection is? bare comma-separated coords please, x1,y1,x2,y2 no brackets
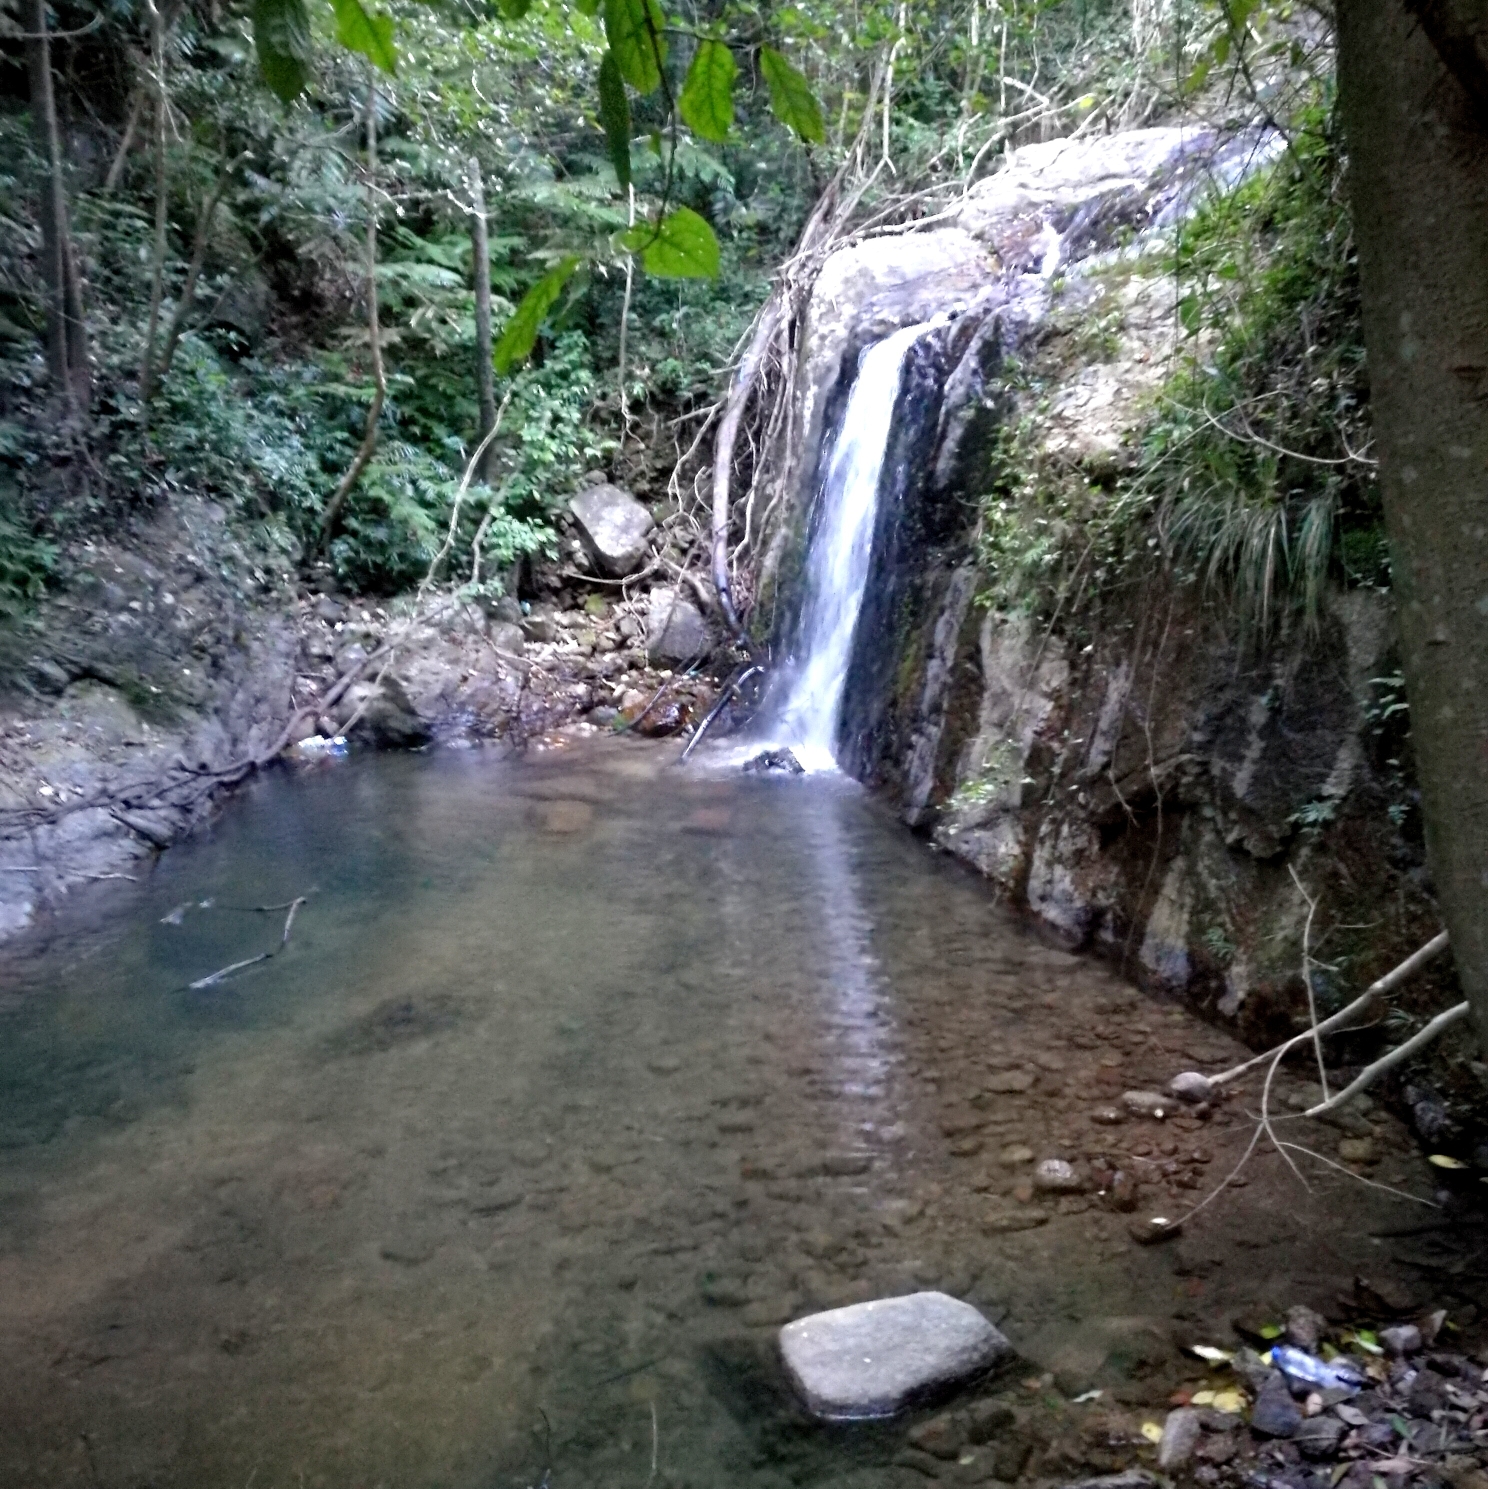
800,781,901,1129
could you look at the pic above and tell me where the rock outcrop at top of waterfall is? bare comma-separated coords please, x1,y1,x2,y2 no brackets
763,125,1283,596
754,124,1458,1085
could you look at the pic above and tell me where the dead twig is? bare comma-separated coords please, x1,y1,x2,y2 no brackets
1288,864,1330,1102
187,894,306,991
1209,930,1451,1088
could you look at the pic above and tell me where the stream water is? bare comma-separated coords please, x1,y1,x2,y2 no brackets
0,743,1467,1489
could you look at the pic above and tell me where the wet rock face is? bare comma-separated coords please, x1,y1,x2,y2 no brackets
568,484,655,578
774,124,1451,1077
332,675,431,750
779,1291,1012,1420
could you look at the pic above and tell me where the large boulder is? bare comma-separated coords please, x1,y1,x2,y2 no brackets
569,484,655,577
645,587,714,664
779,1291,1011,1420
332,675,431,749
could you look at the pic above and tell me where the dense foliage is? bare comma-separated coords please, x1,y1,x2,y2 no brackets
0,0,1370,625
976,41,1378,636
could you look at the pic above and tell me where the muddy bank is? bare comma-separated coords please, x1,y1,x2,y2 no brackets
0,492,718,943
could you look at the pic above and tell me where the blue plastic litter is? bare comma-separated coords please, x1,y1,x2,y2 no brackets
1271,1344,1367,1391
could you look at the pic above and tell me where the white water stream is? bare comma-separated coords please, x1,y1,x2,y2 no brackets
765,321,937,771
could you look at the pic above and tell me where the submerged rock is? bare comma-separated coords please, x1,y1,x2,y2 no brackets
1033,1158,1083,1193
743,747,805,775
569,483,655,577
779,1291,1011,1419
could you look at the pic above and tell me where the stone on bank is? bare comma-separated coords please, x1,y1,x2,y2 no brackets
779,1291,1011,1420
568,483,654,577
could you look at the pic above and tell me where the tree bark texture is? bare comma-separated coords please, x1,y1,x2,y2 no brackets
467,157,497,487
25,0,89,417
1337,0,1488,1051
139,0,169,407
317,75,387,550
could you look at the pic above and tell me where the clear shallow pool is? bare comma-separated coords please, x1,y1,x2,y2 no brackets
0,743,1463,1488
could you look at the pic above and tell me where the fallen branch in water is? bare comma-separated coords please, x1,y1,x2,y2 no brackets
187,894,306,991
1156,925,1456,1237
677,662,764,763
1208,930,1451,1088
1302,1000,1471,1119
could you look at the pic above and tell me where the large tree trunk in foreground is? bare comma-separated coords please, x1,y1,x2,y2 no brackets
25,0,90,418
1336,0,1488,1052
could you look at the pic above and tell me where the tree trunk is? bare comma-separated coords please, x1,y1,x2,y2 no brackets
1336,0,1488,1053
139,0,170,408
25,0,89,417
317,74,387,552
467,156,497,487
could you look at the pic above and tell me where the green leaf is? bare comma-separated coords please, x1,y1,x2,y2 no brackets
759,46,823,142
494,256,584,373
573,0,600,14
604,0,665,94
621,206,719,279
678,39,736,141
331,0,396,73
258,47,310,102
597,51,632,191
252,0,312,102
495,0,532,15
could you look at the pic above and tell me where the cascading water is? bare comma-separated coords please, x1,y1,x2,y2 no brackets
763,320,937,771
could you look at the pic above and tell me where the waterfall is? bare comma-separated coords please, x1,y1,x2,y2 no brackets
764,321,937,771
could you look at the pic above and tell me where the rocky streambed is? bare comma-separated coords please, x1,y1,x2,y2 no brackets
1,742,1484,1488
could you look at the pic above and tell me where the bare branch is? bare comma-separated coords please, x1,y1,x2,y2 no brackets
1304,1000,1472,1118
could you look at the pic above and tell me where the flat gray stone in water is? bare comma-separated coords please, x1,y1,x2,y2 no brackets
779,1291,1010,1420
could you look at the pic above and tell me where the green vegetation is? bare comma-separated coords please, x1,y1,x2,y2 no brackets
2,0,1254,621
975,78,1380,636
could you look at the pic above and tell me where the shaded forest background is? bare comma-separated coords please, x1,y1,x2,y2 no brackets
0,0,1382,645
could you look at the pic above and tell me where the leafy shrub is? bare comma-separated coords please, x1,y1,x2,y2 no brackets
1129,106,1374,627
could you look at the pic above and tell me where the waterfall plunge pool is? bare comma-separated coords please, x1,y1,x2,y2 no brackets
0,742,1462,1488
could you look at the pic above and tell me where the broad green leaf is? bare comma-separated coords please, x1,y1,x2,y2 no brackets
331,0,396,74
621,207,719,279
574,0,600,14
597,51,631,190
604,0,665,94
252,0,312,102
679,39,736,142
494,256,583,373
495,0,532,16
258,47,309,101
759,46,823,142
